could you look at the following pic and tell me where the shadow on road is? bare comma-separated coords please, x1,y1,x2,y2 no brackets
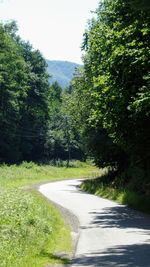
85,206,150,231
72,243,150,266
77,204,150,266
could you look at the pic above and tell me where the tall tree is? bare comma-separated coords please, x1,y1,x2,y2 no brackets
45,81,85,162
0,23,28,162
0,22,51,162
18,41,50,161
70,0,150,186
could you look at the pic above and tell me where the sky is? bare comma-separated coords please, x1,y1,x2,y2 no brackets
0,0,100,63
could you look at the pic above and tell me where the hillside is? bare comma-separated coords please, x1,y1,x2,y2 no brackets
46,60,80,88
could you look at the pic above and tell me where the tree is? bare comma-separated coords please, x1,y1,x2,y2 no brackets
70,0,150,186
129,0,150,11
0,22,51,162
45,81,85,163
18,41,50,161
0,23,28,162
69,68,126,169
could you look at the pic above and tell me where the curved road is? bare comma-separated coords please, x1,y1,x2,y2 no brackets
39,179,150,267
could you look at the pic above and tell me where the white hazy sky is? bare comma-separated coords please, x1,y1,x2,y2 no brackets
0,0,100,63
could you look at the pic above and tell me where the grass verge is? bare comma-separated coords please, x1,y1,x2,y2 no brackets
0,160,99,189
81,172,150,214
0,161,100,267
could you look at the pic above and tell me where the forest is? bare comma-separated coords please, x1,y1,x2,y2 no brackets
0,21,84,164
0,0,150,193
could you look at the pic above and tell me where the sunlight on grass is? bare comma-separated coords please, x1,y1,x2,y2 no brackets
0,189,71,267
0,161,99,189
0,161,100,267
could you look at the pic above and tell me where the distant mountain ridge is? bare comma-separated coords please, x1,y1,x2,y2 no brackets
46,60,81,88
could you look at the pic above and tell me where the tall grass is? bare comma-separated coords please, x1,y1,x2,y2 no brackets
0,161,100,266
0,161,99,189
0,189,72,267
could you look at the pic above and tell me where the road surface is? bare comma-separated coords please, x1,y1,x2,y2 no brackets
39,179,150,267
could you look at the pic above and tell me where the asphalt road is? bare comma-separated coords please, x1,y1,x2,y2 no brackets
39,179,150,267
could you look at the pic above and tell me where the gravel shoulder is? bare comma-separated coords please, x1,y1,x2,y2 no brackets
47,199,80,256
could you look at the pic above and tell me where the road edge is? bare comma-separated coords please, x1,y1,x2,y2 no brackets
38,185,80,267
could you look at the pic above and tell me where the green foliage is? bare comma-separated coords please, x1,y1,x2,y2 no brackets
17,40,50,161
83,0,150,152
129,0,150,11
0,22,28,162
0,22,84,163
45,81,85,162
0,22,50,163
70,0,150,190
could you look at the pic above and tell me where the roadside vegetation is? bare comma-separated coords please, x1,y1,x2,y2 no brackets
81,170,150,214
0,161,99,267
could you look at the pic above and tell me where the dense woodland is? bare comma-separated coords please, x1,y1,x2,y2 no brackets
69,0,150,194
0,0,150,192
0,21,84,163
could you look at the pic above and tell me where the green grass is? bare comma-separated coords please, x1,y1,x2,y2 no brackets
0,161,100,267
0,190,71,267
0,161,99,189
81,172,150,214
